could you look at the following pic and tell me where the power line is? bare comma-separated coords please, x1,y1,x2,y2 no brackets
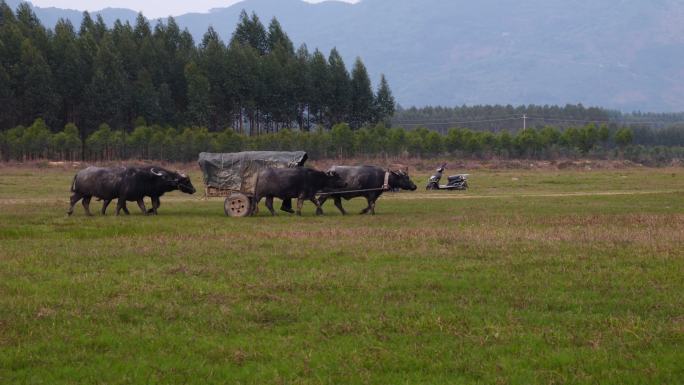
392,115,521,124
527,116,673,125
395,117,522,127
525,116,611,123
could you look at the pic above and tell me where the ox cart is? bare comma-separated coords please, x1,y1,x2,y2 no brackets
198,151,308,217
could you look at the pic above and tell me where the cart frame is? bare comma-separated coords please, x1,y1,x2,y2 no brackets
198,151,308,217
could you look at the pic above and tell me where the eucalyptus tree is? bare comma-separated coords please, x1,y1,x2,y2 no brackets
232,10,268,55
326,48,351,127
349,57,374,129
17,39,59,127
374,74,395,125
184,61,210,127
308,49,329,127
51,19,85,125
82,34,129,132
292,44,312,130
199,27,230,130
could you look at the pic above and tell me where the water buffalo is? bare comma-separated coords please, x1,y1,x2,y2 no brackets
68,166,195,216
255,168,346,216
68,166,126,216
318,166,417,215
115,167,196,215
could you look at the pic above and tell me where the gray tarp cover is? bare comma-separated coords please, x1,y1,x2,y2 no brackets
198,151,308,194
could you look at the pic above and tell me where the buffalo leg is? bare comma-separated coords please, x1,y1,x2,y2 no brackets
136,199,147,215
296,198,304,216
280,198,294,214
369,199,377,215
116,198,126,216
67,193,83,216
147,196,160,215
251,197,260,216
101,199,112,215
333,196,347,215
82,196,93,216
360,196,373,215
318,195,329,210
265,197,276,216
311,198,324,216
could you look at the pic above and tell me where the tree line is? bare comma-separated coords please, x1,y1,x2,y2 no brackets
393,104,684,132
1,2,681,165
393,104,612,132
10,117,683,164
0,2,395,137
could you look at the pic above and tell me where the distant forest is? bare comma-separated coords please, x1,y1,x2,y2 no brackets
1,1,683,164
393,105,684,132
393,104,684,149
0,2,395,134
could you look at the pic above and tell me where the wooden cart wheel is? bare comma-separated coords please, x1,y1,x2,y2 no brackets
224,193,252,217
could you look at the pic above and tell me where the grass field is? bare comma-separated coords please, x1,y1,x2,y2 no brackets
1,165,683,384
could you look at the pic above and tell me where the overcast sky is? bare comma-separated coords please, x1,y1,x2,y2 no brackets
28,0,359,18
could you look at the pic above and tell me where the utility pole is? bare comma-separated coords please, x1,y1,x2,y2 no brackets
523,114,527,130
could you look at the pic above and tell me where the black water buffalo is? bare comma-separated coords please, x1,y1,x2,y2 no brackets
115,167,196,215
68,166,196,216
68,166,125,216
255,168,346,216
318,166,417,215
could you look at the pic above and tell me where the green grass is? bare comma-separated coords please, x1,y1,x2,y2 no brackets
1,166,683,384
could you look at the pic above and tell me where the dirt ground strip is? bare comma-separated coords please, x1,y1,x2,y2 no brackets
1,189,681,206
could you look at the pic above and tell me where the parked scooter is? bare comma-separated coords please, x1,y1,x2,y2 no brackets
426,163,469,190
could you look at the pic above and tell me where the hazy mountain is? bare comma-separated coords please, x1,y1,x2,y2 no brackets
7,0,684,111
5,0,138,26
